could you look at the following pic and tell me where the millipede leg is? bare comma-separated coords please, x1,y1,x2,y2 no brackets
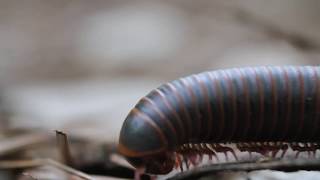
307,143,317,158
224,152,229,161
134,167,145,180
280,149,287,158
175,154,183,172
199,143,211,162
188,155,197,167
280,143,289,158
211,144,229,161
261,142,269,156
271,149,279,158
230,150,239,161
213,144,238,161
290,142,317,158
183,155,189,170
271,142,278,157
194,144,203,163
204,143,219,162
270,142,280,158
312,143,317,157
247,142,255,157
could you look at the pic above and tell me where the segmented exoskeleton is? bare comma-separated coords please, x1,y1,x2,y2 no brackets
118,66,320,175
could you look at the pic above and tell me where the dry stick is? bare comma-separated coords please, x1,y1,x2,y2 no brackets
0,158,95,180
0,159,43,169
22,172,38,180
0,133,49,156
168,158,320,180
54,131,92,179
46,159,95,180
55,130,74,166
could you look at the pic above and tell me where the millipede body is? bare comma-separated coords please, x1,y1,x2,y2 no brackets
118,66,320,175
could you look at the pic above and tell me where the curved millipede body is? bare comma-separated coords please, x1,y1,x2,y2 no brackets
118,66,320,175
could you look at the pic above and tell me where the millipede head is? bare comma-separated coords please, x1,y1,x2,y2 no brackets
118,110,175,174
124,152,175,174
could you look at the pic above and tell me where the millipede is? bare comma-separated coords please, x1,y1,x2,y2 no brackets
118,66,320,177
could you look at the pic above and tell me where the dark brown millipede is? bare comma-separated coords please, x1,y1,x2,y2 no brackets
118,66,320,176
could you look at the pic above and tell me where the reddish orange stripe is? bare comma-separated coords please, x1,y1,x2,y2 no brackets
281,67,291,140
166,83,192,140
296,67,305,139
222,69,237,141
311,66,320,139
153,89,186,141
265,66,278,139
236,68,251,140
208,72,224,141
194,74,213,140
141,97,178,144
252,67,264,140
132,108,168,147
180,78,201,139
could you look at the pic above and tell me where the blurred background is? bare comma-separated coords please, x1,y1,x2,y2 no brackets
0,1,320,178
1,0,320,143
1,0,320,142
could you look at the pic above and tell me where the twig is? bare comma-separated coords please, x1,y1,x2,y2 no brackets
0,159,95,180
168,158,320,180
22,172,38,180
0,159,43,169
55,130,74,166
46,159,95,180
0,133,50,157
